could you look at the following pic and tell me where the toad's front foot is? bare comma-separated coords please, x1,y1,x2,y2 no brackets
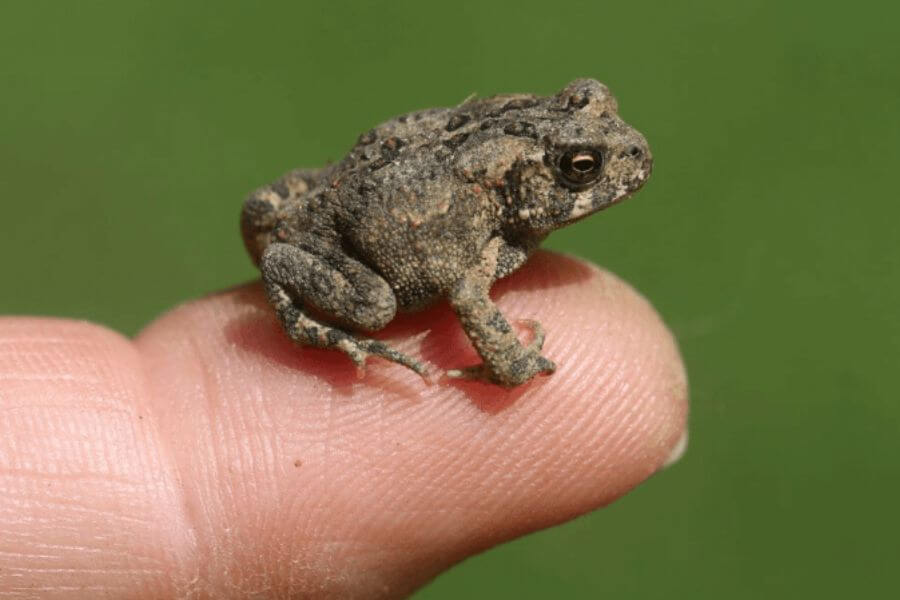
446,352,556,387
446,320,556,387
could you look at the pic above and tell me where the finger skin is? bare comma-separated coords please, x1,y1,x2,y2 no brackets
0,318,194,598
0,252,688,598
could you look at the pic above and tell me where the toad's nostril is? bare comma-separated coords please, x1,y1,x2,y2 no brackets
627,145,643,158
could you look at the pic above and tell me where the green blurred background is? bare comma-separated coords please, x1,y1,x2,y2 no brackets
2,0,897,597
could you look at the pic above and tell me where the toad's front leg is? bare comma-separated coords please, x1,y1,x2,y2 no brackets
446,238,556,387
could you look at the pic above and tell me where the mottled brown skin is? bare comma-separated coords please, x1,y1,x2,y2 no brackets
241,79,652,386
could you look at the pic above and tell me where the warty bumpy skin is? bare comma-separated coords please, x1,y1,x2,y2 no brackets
241,78,652,386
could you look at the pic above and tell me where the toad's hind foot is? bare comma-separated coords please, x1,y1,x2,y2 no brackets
353,337,429,378
269,285,427,379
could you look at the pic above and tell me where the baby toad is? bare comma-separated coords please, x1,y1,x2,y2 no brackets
241,78,652,386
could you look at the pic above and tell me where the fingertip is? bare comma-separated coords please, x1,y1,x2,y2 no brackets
131,252,688,596
481,253,689,499
663,428,690,469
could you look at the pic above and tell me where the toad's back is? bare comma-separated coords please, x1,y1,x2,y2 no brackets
331,92,543,177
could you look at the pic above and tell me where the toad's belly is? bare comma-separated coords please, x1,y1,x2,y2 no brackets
347,212,493,311
354,227,489,311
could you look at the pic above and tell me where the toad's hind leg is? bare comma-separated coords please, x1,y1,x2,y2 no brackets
241,167,325,266
260,242,427,377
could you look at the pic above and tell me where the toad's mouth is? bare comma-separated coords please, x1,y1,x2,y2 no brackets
564,158,652,224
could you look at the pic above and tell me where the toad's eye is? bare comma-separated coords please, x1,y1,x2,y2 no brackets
558,148,603,187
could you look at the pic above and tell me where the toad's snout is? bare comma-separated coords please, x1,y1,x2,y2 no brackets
619,132,652,188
